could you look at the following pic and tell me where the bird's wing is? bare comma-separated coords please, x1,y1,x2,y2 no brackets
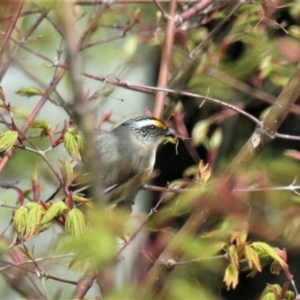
46,130,149,204
69,131,140,202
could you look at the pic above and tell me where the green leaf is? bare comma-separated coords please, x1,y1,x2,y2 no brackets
13,206,28,239
252,242,287,268
121,35,138,61
260,290,279,300
183,165,198,177
40,128,49,139
26,202,40,210
223,263,239,290
230,231,247,247
11,107,31,119
244,245,261,272
15,86,42,98
200,241,226,259
0,86,5,102
75,135,85,160
20,244,35,261
260,284,281,300
0,131,18,152
191,117,213,147
41,202,68,225
228,244,239,270
60,161,74,187
68,127,79,136
64,130,81,162
284,150,300,161
289,25,300,39
72,194,91,204
209,128,222,149
0,239,9,253
284,290,295,300
260,55,272,79
65,208,86,237
24,203,43,239
29,120,52,131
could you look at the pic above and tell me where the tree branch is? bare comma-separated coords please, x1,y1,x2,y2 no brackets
0,0,24,55
58,1,105,205
224,62,300,177
153,0,177,118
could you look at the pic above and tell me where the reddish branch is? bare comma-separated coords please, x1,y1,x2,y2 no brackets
173,111,200,163
180,0,212,21
79,3,110,46
72,270,97,299
59,0,105,203
0,0,24,55
153,0,177,118
0,8,49,80
59,1,110,297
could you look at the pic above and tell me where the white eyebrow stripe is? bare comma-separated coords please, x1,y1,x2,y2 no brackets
132,119,157,128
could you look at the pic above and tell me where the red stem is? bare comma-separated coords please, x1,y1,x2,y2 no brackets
0,0,24,55
153,0,177,118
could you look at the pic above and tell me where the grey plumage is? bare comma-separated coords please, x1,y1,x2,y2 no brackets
47,116,176,206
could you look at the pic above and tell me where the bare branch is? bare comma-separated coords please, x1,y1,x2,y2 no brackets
0,0,24,55
59,0,104,205
71,269,96,299
224,62,300,177
153,0,177,118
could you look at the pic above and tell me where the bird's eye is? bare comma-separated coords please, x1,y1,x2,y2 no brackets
147,125,155,131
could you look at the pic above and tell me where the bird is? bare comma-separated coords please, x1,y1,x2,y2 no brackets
47,116,177,209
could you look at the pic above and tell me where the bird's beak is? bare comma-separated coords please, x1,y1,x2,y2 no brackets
164,127,177,144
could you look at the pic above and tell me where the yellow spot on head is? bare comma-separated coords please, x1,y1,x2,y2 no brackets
152,119,167,130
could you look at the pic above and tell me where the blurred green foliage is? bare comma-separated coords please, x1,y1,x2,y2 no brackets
1,0,300,299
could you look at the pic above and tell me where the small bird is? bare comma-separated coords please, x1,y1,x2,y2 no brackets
48,116,176,208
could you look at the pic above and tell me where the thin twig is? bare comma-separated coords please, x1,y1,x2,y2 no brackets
0,67,66,174
153,0,167,17
79,3,110,46
0,8,40,20
232,179,300,194
165,253,227,267
0,258,78,285
117,183,170,256
224,62,300,177
0,0,24,55
12,128,64,186
173,111,200,163
168,1,242,85
0,35,261,125
0,7,49,80
180,0,213,21
0,203,19,210
211,70,300,115
143,183,184,193
0,254,74,271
